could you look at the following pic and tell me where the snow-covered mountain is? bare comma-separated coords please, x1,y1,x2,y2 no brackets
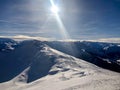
45,41,120,71
0,38,120,90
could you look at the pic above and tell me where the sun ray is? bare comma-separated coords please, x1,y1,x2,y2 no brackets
51,5,59,14
50,0,70,40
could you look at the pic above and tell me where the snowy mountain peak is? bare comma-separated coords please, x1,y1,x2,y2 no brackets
0,38,120,90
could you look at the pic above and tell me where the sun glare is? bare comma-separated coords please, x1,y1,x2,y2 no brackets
51,5,59,14
50,0,70,39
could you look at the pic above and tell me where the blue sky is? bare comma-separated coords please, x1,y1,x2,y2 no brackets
0,0,120,40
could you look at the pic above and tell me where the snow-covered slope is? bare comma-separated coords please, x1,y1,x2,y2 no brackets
0,38,120,90
45,41,120,71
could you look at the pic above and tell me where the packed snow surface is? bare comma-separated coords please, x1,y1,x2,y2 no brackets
0,38,120,90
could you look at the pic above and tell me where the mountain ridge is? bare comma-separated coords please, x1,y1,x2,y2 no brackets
0,38,120,83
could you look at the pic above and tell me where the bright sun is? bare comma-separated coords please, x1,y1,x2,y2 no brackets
51,5,59,14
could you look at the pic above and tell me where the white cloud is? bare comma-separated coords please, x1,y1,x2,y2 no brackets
89,38,120,43
0,35,55,41
0,35,120,43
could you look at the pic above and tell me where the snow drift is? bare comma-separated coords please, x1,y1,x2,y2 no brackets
0,38,120,90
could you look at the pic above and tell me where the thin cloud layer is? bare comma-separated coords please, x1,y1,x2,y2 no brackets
0,35,54,41
0,0,120,40
89,38,120,43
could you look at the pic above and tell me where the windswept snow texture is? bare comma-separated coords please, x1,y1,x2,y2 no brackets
45,41,120,71
0,38,120,90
